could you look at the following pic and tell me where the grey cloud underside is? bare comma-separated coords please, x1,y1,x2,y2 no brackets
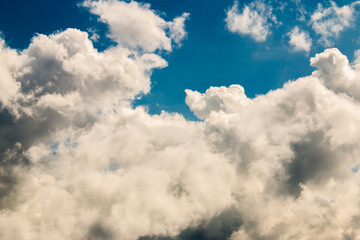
2,0,360,239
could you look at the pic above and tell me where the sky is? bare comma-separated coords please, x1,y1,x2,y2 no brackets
2,0,360,119
2,0,360,239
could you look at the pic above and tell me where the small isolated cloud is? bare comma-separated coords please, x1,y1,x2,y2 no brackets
82,0,189,52
311,1,360,46
288,26,312,53
225,0,277,42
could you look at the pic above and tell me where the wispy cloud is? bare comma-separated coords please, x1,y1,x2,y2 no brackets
311,1,360,46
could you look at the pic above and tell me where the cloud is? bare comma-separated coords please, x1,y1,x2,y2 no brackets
0,108,236,240
225,0,277,42
168,13,190,45
185,85,250,120
0,39,20,107
82,0,189,52
185,48,360,239
310,1,360,46
288,26,312,53
310,48,360,101
0,1,235,239
2,0,360,239
0,27,168,160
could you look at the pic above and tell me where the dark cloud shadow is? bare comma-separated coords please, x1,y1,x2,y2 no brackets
139,207,242,240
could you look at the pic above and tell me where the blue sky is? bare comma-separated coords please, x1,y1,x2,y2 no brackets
2,0,360,119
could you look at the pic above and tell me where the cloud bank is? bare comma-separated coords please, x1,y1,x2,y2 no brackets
1,1,360,240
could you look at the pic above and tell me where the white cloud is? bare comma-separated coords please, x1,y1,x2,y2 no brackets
288,26,312,53
0,26,168,160
0,39,20,106
0,108,236,240
169,13,190,45
2,28,167,117
3,39,360,239
311,48,360,101
311,1,360,46
225,0,277,42
82,0,189,52
185,85,250,120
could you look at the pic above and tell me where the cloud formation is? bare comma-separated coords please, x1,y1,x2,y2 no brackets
225,0,360,52
311,1,360,46
186,48,360,239
83,0,189,52
225,0,277,42
288,26,312,53
2,1,360,240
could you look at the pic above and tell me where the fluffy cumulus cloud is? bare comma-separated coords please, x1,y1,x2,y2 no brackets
225,0,277,42
311,1,360,46
288,26,312,53
3,1,360,240
82,0,189,52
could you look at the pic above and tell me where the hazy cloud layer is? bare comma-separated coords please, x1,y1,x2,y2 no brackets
1,1,360,240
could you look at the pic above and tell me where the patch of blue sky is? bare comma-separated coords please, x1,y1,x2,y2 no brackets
50,142,59,156
49,138,77,156
351,164,360,173
64,138,78,149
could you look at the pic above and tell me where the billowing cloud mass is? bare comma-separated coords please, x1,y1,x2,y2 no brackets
225,0,277,42
288,26,312,53
186,48,360,239
2,1,360,240
311,1,360,46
